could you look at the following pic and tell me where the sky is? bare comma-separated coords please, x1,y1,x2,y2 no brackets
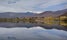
0,0,67,12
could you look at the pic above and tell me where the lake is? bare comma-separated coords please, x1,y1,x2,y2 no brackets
0,27,67,40
0,22,67,40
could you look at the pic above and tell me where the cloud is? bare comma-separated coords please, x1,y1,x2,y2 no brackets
39,0,66,8
42,2,67,11
0,27,67,40
0,6,17,12
0,0,67,12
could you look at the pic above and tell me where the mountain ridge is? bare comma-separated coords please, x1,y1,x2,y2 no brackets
0,9,67,18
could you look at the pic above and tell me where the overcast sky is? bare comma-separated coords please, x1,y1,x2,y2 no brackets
0,0,67,12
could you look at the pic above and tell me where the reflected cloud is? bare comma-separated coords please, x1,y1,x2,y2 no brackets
0,27,67,40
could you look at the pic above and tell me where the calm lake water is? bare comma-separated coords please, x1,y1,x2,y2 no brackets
0,22,67,40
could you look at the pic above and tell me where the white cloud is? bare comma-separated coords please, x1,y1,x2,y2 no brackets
0,0,67,12
0,6,17,12
0,27,67,40
39,0,67,8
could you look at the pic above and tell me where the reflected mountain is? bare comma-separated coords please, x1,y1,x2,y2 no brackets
0,21,67,31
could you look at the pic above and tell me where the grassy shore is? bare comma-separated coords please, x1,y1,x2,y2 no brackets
0,16,67,27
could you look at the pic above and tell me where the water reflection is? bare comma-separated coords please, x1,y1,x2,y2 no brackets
0,20,67,31
0,27,67,40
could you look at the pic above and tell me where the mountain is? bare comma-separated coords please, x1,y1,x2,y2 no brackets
59,12,67,16
39,9,67,17
54,9,67,17
38,11,54,17
0,12,37,18
0,9,67,18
